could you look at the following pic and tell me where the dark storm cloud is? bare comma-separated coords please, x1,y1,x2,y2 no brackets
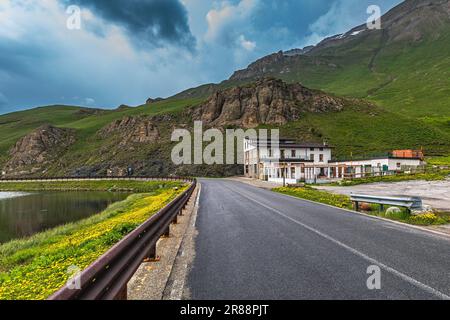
62,0,196,49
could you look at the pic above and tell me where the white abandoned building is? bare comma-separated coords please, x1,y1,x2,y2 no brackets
244,138,425,184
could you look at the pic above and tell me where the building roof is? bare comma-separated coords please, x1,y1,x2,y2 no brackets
246,138,333,149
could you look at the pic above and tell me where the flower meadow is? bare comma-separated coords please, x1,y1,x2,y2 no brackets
0,180,186,300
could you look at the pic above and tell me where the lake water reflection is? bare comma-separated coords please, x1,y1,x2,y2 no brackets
0,191,130,243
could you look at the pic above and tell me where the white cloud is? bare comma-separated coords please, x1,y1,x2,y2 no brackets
84,98,95,106
205,0,259,43
238,34,256,51
301,0,360,46
300,0,400,47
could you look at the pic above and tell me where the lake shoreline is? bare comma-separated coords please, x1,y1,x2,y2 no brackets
0,180,186,300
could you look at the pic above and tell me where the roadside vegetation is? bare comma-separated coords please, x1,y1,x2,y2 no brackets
0,179,183,192
274,186,353,210
0,180,187,300
426,156,450,166
273,186,450,227
328,170,450,187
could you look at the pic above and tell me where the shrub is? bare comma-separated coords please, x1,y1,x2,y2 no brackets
384,207,410,220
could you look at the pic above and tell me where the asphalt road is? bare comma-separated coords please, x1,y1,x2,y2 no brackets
186,179,450,300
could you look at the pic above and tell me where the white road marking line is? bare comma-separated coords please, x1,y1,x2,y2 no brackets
278,190,450,239
226,185,450,300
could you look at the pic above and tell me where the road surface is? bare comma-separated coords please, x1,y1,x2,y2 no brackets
186,179,450,300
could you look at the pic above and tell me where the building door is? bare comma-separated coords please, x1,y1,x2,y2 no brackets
320,168,325,177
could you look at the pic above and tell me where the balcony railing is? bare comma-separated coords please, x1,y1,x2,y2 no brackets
260,156,313,163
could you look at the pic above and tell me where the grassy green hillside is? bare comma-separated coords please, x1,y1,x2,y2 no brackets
293,33,450,120
176,31,450,162
217,0,450,161
231,30,450,121
262,104,450,160
1,94,450,177
0,99,202,171
0,99,202,174
2,1,450,175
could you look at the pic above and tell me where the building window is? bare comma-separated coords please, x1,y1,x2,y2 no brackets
310,154,314,161
281,150,285,159
319,154,324,162
397,162,401,168
268,148,273,157
319,147,324,151
291,167,296,179
291,150,296,158
310,147,315,151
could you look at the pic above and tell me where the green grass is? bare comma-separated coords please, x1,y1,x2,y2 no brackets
2,24,450,176
0,98,203,170
271,104,450,158
265,31,450,120
377,209,450,226
217,25,450,150
329,170,450,187
0,180,184,192
426,156,450,166
273,187,450,226
273,186,353,210
0,180,187,300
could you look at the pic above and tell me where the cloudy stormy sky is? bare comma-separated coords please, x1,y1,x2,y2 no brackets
0,0,402,113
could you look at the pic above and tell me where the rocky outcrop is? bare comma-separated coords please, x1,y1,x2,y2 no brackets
116,104,132,110
98,116,160,146
4,125,75,174
284,46,314,56
230,51,286,81
192,78,345,128
146,97,164,104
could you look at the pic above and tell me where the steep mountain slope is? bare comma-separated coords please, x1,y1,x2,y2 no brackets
228,0,450,122
0,98,202,176
1,78,450,177
1,0,450,177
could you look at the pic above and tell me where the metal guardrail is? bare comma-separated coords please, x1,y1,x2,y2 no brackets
48,178,197,300
350,193,423,213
